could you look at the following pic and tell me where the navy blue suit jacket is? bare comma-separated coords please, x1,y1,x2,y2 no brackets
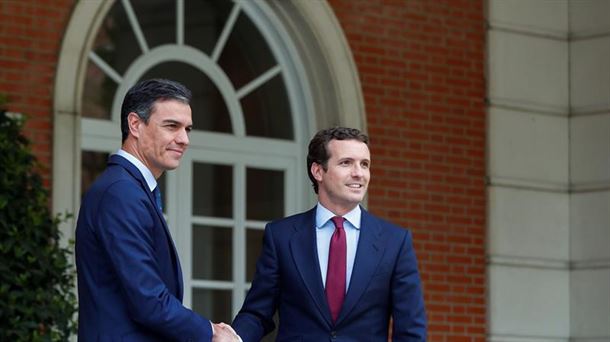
76,155,211,341
232,206,427,341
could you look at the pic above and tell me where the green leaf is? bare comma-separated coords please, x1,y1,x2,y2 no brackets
0,108,77,341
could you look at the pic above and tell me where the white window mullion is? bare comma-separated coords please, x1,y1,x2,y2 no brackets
191,216,234,228
176,0,184,45
232,163,246,317
236,65,282,99
121,0,149,53
88,52,123,84
211,2,241,62
177,155,194,308
244,220,266,230
165,169,179,243
191,279,234,289
286,156,300,215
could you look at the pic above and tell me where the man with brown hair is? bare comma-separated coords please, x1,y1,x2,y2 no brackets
233,127,427,341
76,79,238,341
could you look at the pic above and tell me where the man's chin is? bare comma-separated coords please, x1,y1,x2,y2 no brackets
343,195,364,207
347,190,366,200
163,162,181,171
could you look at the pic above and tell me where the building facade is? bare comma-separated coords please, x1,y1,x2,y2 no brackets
0,0,608,341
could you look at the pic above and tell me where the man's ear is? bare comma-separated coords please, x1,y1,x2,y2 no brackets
127,112,141,138
311,162,324,182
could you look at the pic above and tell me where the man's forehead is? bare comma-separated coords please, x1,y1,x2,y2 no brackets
328,139,370,157
151,99,191,111
150,100,192,119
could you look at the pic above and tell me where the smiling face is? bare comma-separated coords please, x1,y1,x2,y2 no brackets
311,139,371,215
124,99,192,178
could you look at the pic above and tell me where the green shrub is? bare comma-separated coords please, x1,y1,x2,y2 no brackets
0,105,77,341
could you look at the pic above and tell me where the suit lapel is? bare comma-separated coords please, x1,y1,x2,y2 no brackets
289,207,333,326
336,208,385,325
109,155,184,299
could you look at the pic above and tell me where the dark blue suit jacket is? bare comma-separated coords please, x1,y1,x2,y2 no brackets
76,155,211,341
233,206,426,341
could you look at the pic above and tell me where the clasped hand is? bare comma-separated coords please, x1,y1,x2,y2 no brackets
212,322,240,342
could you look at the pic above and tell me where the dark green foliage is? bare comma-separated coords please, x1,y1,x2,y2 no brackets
0,106,77,341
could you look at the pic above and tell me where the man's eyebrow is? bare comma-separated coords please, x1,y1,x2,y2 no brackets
161,119,189,126
338,157,369,161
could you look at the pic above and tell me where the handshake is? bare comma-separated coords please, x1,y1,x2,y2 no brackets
212,322,240,342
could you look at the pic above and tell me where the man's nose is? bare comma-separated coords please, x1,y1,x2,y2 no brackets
176,129,190,146
351,165,364,177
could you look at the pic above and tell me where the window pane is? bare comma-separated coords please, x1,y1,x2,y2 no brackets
184,0,234,56
246,168,284,221
130,0,175,48
140,62,232,133
82,63,117,120
90,1,140,77
241,74,293,140
81,151,109,197
218,11,276,90
246,228,264,282
192,163,232,217
192,225,232,281
192,288,232,324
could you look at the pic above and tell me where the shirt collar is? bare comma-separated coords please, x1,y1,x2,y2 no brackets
315,203,361,230
115,149,157,192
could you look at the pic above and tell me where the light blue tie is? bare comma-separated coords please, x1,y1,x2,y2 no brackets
153,186,163,212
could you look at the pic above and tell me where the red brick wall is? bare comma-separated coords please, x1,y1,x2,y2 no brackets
0,0,75,187
327,0,487,340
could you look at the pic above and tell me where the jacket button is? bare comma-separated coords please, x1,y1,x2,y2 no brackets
331,330,337,339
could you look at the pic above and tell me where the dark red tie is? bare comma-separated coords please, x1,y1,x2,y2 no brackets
326,216,346,323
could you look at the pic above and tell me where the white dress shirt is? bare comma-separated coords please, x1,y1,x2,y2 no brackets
115,149,157,192
316,203,361,291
